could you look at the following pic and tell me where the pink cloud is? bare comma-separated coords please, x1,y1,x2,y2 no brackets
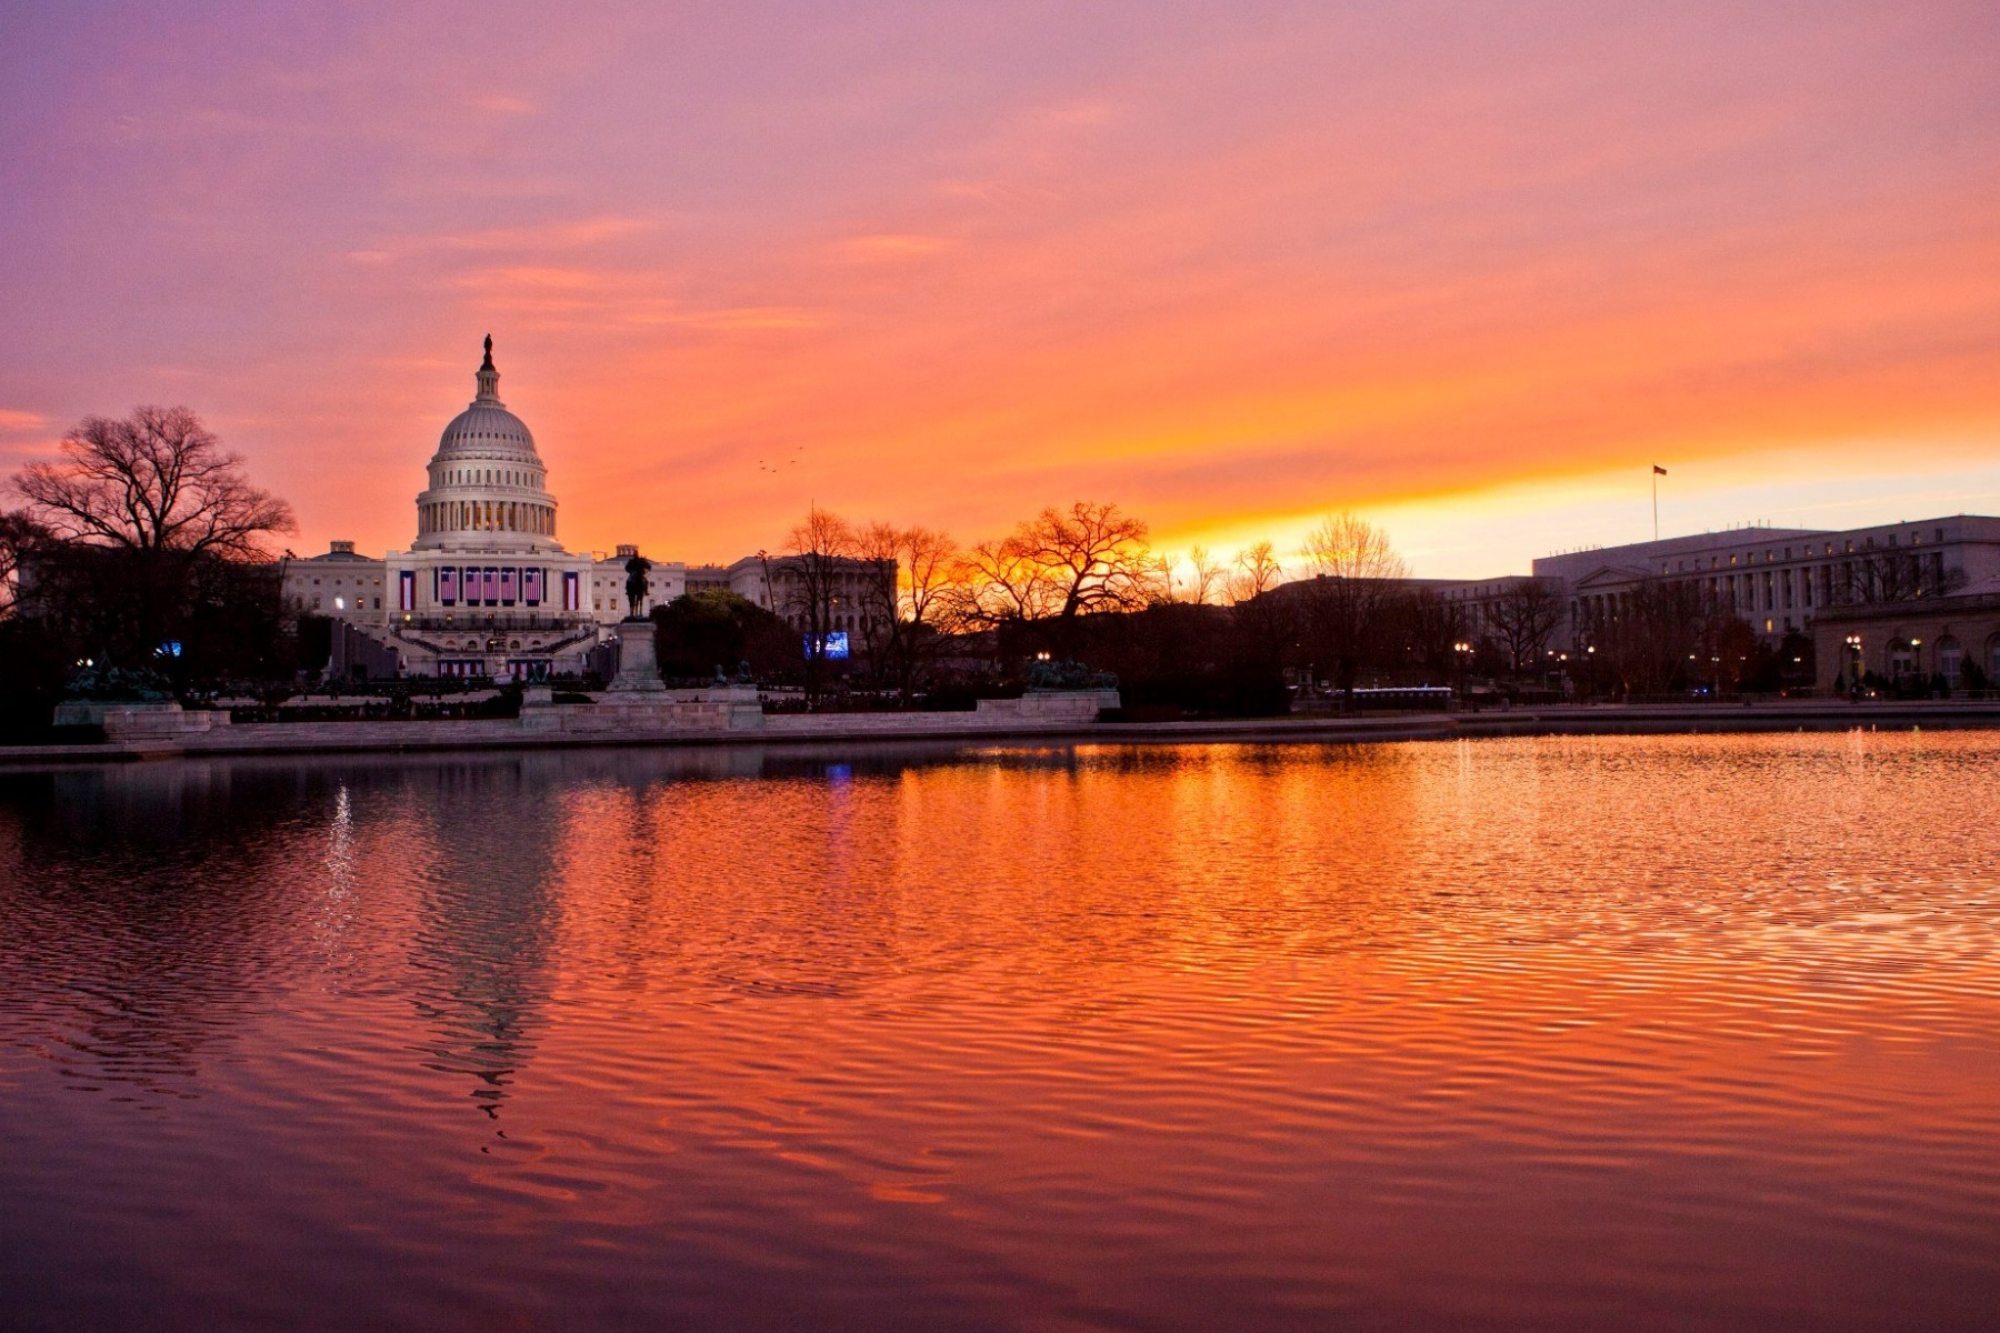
1,2,1996,570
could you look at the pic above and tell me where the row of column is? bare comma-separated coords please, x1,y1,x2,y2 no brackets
1579,555,1951,628
419,500,555,537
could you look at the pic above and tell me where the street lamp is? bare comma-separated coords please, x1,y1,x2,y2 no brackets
1453,640,1471,705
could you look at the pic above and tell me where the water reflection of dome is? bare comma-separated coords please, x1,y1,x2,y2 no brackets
407,758,564,1119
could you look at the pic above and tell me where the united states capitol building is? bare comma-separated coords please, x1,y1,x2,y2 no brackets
282,339,810,680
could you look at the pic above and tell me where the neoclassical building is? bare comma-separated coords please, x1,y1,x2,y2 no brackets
283,339,686,678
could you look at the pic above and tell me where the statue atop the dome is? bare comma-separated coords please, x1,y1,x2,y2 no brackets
623,552,652,619
473,334,502,403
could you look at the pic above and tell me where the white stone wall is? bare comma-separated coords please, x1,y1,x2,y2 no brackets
282,556,388,619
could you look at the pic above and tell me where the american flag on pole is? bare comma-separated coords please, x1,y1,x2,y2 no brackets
1653,465,1668,476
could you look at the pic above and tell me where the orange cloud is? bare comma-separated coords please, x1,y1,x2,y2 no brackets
833,234,957,262
5,3,1998,573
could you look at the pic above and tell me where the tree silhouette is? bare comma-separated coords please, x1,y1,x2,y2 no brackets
17,406,294,557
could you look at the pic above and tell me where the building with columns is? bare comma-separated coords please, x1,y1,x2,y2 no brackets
1288,517,2000,691
1809,581,2000,691
1532,518,2000,681
283,339,684,679
283,338,898,682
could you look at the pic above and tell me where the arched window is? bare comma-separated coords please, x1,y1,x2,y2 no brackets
1937,636,1962,686
1888,638,1914,681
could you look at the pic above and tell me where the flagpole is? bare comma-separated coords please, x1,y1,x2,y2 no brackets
1653,469,1658,542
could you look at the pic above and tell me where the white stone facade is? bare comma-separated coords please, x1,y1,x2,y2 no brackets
281,341,685,680
1536,518,2000,647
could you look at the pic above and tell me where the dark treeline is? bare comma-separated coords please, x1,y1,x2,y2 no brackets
755,502,1819,712
648,590,796,681
750,506,1515,714
1570,579,1814,697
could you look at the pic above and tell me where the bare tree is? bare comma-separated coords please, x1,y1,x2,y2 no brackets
853,524,960,702
1402,589,1468,677
0,510,48,617
849,522,960,696
1488,577,1565,673
1301,513,1406,584
17,406,294,557
10,408,294,670
1584,577,1709,695
1833,548,1966,605
853,521,904,683
1016,501,1153,619
899,526,958,632
956,535,1061,625
780,505,856,704
950,500,1154,663
1227,541,1284,604
1296,513,1407,699
1186,546,1227,606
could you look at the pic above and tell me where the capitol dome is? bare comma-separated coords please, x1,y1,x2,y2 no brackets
411,337,562,553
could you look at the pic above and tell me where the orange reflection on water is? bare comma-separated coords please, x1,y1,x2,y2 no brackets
1,732,1997,1331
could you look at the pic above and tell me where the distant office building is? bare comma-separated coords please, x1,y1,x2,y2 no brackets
1534,519,2000,644
1293,516,2000,689
669,555,893,638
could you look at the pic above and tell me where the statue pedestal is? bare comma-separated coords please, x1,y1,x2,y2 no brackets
605,617,667,695
703,681,765,730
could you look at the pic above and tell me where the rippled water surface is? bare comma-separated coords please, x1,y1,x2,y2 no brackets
2,732,1998,1331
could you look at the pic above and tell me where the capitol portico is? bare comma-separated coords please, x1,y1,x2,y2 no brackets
283,339,687,679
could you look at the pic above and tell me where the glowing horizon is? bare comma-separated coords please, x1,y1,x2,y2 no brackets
3,2,1997,578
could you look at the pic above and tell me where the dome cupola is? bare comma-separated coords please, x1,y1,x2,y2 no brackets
412,337,562,553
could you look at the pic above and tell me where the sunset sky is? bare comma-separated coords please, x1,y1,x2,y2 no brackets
2,1,1997,577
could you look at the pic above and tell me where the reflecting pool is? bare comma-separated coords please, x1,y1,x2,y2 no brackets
2,732,1997,1331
